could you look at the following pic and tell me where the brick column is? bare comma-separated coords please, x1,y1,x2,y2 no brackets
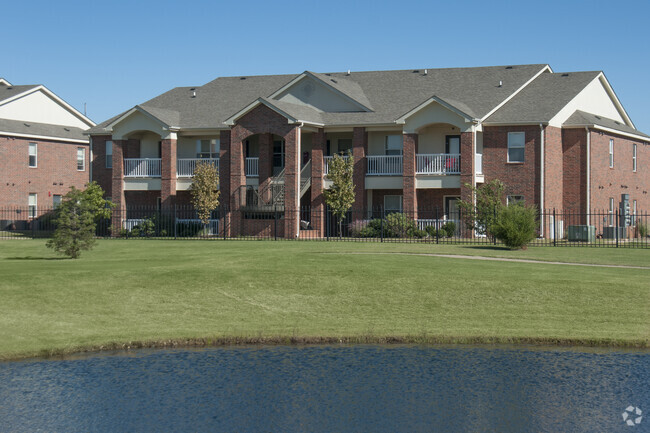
311,129,326,236
229,131,246,237
161,138,177,208
403,133,418,219
352,127,367,212
284,126,300,238
219,130,231,237
111,140,126,236
459,131,475,204
258,133,274,203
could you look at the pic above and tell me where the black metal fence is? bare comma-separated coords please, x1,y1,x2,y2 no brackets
1,205,648,248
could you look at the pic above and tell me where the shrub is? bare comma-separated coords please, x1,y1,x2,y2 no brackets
442,221,457,237
411,228,427,239
131,218,155,237
425,225,439,238
638,221,648,238
492,203,538,249
384,213,417,238
348,220,369,237
177,221,203,237
358,226,379,238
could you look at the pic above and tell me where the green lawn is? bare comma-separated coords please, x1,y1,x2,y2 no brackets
0,239,648,359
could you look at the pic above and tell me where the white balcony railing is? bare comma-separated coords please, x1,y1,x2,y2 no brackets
323,155,351,175
177,158,219,177
367,155,403,175
475,153,483,174
124,158,161,177
246,157,259,177
416,153,460,175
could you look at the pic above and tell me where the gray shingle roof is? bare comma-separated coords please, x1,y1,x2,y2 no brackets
0,118,87,141
564,110,650,139
0,83,39,103
92,64,549,131
485,71,601,123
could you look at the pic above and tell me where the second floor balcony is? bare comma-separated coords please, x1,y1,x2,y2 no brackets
123,157,259,178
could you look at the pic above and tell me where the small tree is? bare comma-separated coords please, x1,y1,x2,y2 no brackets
492,203,538,249
458,179,506,240
46,182,114,259
323,151,355,238
189,161,220,233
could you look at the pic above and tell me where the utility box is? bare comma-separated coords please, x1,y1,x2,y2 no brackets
603,226,627,239
567,225,595,242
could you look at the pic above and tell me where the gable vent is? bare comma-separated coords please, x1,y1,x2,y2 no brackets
412,70,419,73
561,73,570,77
331,79,338,84
240,77,247,80
505,66,513,69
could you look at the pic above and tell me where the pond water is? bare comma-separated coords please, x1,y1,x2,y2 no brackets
0,345,647,432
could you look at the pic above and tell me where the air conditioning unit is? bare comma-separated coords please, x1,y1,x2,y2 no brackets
567,225,595,242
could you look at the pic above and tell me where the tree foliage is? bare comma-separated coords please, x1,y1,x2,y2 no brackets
492,203,538,249
458,179,506,240
323,151,355,237
46,182,114,259
189,161,220,226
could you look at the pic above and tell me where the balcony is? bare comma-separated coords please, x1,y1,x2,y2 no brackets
323,155,351,175
177,158,219,177
367,155,403,176
124,158,161,177
246,157,259,177
416,154,460,175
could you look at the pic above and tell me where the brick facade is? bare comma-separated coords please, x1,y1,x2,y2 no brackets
402,133,418,219
352,127,367,211
0,135,89,211
562,128,588,212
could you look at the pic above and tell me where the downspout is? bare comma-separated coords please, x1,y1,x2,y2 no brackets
471,124,477,207
585,127,590,225
296,122,303,238
539,123,545,237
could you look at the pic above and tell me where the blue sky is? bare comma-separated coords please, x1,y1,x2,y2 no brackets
3,0,650,132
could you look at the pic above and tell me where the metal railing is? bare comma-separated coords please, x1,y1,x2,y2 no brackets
367,155,403,175
177,158,219,177
415,154,460,175
246,157,259,177
124,158,161,177
323,155,351,175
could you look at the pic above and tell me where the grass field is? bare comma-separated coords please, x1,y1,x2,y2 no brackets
0,239,648,360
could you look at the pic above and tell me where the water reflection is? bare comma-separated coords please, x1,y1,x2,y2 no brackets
0,345,647,432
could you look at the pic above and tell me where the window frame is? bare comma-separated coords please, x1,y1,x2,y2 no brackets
77,147,86,171
52,194,62,208
196,139,219,159
383,195,403,213
507,132,525,163
609,139,614,168
632,143,637,172
28,142,37,168
384,135,403,156
105,140,113,168
608,197,615,226
28,193,37,218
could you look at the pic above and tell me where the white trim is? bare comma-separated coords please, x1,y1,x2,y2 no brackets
597,72,635,129
481,65,553,121
633,143,637,172
0,78,12,86
0,130,89,144
507,131,526,163
77,147,86,171
29,142,37,168
395,96,475,124
562,124,649,142
0,85,95,127
539,124,544,234
269,72,372,112
586,127,590,225
223,98,324,127
106,106,170,129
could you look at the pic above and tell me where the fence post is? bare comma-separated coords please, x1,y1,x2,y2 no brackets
174,204,177,240
223,208,227,240
380,208,384,242
274,206,278,241
493,205,497,245
616,208,619,248
435,206,439,244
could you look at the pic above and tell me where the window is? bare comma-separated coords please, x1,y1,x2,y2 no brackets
29,142,37,167
337,139,352,155
633,200,637,224
385,135,403,156
77,147,86,171
608,197,614,226
507,195,524,205
106,141,113,168
384,195,403,213
507,132,525,163
53,195,62,208
609,139,614,168
28,194,37,218
196,139,219,158
633,143,637,172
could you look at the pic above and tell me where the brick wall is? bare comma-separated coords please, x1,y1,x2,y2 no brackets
544,125,563,211
589,130,649,212
90,134,113,197
562,128,587,212
0,135,89,210
483,125,541,206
